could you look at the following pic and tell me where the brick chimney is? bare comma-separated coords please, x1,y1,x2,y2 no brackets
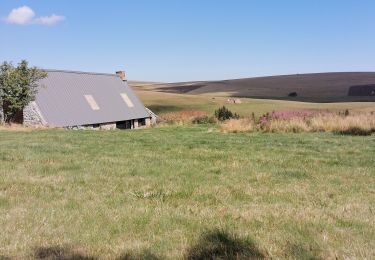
116,71,126,81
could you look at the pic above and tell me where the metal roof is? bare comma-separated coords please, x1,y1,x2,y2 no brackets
35,70,150,127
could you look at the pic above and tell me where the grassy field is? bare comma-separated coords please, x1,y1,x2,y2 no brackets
135,89,375,117
0,126,374,259
130,72,375,102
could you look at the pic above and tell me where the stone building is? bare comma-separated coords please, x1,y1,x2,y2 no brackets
226,98,242,104
20,69,154,129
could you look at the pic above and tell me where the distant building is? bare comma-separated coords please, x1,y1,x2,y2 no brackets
226,98,242,104
22,69,155,129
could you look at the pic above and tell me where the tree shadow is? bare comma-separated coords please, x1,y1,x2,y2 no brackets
154,84,206,94
13,229,322,259
116,249,161,260
33,246,96,260
146,105,182,114
185,229,266,260
286,242,322,260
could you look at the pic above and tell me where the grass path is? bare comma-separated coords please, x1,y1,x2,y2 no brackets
0,126,374,259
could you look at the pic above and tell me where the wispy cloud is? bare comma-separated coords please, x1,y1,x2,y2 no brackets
4,6,65,26
35,14,65,26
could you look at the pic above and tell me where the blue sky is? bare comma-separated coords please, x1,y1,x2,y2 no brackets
1,1,374,82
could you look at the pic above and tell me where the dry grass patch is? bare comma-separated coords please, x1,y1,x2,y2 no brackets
262,117,310,133
159,110,216,125
310,113,375,135
0,123,34,132
221,118,255,133
0,123,52,132
220,111,375,135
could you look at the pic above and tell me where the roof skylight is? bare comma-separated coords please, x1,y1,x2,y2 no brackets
84,95,100,110
120,93,134,108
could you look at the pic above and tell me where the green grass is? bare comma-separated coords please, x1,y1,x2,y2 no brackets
0,126,374,259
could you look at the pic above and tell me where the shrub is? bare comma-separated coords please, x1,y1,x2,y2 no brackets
338,109,350,117
214,106,239,121
335,127,373,136
192,115,216,124
288,92,298,97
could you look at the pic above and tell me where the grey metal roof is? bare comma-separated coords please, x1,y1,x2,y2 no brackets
35,69,150,127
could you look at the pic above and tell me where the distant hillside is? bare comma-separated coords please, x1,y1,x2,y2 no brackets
131,72,375,102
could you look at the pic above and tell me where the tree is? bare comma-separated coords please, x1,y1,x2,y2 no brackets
0,60,47,123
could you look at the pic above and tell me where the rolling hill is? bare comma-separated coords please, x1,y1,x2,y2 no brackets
130,72,375,102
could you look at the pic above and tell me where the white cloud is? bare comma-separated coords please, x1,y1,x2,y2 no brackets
5,6,35,25
4,6,65,26
35,14,65,26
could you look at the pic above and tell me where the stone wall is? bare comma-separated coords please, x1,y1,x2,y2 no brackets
132,118,151,129
145,107,158,125
0,107,4,124
145,117,151,127
23,101,46,126
99,122,116,130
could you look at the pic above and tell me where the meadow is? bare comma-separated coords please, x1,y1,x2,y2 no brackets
135,89,375,117
0,126,374,259
130,72,375,103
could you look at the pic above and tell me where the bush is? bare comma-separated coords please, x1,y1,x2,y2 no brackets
288,92,298,97
338,109,350,117
335,127,373,136
192,115,216,124
214,106,239,121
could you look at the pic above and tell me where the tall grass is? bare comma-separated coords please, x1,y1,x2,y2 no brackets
220,118,255,133
262,117,310,133
159,110,207,124
310,113,375,135
221,110,375,135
